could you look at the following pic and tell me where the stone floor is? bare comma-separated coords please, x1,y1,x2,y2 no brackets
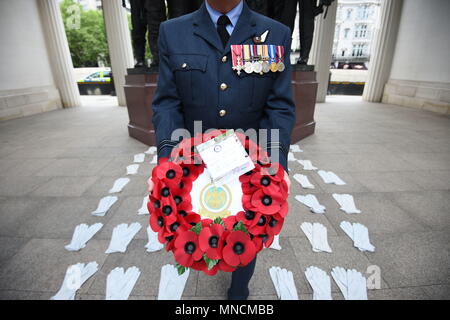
0,95,449,300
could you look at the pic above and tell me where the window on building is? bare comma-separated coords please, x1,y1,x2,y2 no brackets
344,28,350,39
359,5,370,19
352,44,366,57
355,24,368,38
341,49,346,57
346,9,352,20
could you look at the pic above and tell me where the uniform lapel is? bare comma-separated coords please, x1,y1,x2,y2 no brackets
192,3,223,53
192,1,257,55
223,1,257,56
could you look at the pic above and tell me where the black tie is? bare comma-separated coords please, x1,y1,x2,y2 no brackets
217,15,231,48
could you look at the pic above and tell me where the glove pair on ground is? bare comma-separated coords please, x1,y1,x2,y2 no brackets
297,160,318,170
333,193,361,214
301,222,333,253
91,195,118,217
340,221,375,252
295,194,326,214
105,222,141,254
65,223,103,251
269,266,299,300
51,262,98,300
305,266,368,300
106,266,141,300
293,174,315,189
158,264,190,300
318,170,346,185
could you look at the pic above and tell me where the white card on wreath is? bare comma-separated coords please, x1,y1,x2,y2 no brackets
196,130,254,186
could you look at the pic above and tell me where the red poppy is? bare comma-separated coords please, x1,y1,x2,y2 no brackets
179,212,201,228
159,196,178,225
248,213,269,236
199,224,225,259
236,210,261,228
149,208,164,233
250,189,286,215
217,259,237,272
222,231,256,267
250,172,283,196
266,216,284,236
152,161,183,189
223,215,238,231
173,230,203,267
191,259,219,276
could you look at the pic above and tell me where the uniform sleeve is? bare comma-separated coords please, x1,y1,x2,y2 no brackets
259,27,296,171
151,22,185,160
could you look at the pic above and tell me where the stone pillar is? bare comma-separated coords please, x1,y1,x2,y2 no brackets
37,0,81,108
363,0,403,102
102,0,134,106
308,1,337,103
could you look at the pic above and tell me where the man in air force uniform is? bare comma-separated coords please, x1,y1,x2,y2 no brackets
151,0,295,300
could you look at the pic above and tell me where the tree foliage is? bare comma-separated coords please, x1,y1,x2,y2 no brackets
60,0,110,67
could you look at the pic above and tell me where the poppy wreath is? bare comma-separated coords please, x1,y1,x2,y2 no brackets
147,130,289,276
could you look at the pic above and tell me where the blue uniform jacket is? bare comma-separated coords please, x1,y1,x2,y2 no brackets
151,1,296,170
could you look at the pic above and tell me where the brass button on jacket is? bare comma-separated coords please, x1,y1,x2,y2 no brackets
222,56,227,63
220,83,228,91
219,109,226,117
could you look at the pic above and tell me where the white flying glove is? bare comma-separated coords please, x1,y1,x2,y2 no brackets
340,221,375,252
145,146,157,154
295,194,326,214
332,193,361,214
109,177,130,193
150,155,158,164
269,235,282,251
269,267,299,300
65,223,103,251
91,195,118,217
305,266,332,300
301,222,332,253
158,264,190,300
331,267,368,300
133,153,145,163
290,145,303,153
288,152,296,162
318,170,346,185
106,266,141,300
126,164,139,175
138,196,150,215
51,262,98,300
297,160,318,171
105,222,141,254
145,226,164,252
293,173,315,189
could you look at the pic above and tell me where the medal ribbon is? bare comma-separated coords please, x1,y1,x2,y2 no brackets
268,44,276,64
262,45,269,61
243,45,251,63
276,45,285,63
232,45,242,67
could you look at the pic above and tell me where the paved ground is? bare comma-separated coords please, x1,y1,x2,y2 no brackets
0,95,449,300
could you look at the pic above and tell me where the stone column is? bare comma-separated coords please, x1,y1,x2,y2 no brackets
102,0,134,106
363,0,403,102
308,0,337,103
37,0,81,108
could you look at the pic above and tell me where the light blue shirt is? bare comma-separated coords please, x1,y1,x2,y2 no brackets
205,0,244,35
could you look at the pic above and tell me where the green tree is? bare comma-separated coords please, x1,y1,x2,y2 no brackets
60,0,110,67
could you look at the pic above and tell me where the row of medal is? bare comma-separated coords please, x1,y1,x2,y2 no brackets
231,44,285,76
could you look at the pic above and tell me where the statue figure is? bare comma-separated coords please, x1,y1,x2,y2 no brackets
246,0,334,65
126,0,194,68
270,0,334,65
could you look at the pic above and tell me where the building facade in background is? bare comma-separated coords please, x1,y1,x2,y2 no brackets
333,0,380,68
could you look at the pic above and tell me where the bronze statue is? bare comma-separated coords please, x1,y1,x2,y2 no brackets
126,0,195,68
245,0,334,65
